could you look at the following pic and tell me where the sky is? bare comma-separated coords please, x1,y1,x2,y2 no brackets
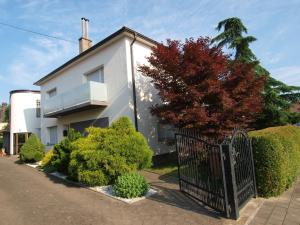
0,0,299,103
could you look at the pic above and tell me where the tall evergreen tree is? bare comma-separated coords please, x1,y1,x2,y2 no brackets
212,17,300,129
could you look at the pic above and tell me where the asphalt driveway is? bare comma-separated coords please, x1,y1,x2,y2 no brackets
0,156,225,225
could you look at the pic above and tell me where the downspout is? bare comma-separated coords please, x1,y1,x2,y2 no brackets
130,32,139,131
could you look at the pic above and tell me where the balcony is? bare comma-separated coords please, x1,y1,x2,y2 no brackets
43,82,108,117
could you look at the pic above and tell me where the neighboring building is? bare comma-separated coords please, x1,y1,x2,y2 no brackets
0,102,7,122
34,19,173,155
9,90,41,155
291,102,300,113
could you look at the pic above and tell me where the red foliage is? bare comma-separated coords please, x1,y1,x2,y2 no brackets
139,37,265,138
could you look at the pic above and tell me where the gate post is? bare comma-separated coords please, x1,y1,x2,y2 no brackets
221,143,239,219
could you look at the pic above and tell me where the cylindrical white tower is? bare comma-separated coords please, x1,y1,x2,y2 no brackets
9,90,41,155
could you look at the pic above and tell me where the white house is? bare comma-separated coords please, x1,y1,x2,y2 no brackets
9,90,41,155
34,19,174,155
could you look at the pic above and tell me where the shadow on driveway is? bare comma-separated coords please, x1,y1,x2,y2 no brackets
142,170,223,220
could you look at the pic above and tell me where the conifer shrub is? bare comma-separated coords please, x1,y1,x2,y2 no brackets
249,125,300,197
47,129,81,174
113,173,149,198
78,170,109,187
68,117,153,186
20,134,44,162
41,149,56,173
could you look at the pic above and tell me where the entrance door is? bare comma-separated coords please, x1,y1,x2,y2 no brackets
13,133,31,154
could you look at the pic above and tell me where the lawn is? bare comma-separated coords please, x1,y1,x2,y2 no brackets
145,162,178,177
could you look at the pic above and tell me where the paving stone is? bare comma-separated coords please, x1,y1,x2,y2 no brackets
283,219,299,225
250,216,268,224
250,174,300,225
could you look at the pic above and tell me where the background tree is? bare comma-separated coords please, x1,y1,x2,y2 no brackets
4,105,9,122
212,17,257,62
213,17,300,129
139,37,264,138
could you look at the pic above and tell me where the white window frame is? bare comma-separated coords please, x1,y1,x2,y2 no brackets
84,66,104,83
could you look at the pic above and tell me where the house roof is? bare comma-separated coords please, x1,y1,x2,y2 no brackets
34,26,159,86
10,90,40,95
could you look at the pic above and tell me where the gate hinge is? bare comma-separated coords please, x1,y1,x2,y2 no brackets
222,152,226,160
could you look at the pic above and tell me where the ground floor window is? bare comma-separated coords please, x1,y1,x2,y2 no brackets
48,126,57,145
70,117,109,134
157,123,175,143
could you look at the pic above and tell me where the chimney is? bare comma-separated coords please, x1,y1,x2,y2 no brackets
79,17,92,53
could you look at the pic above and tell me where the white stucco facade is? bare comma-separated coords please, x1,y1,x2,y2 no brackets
9,91,41,155
36,28,174,155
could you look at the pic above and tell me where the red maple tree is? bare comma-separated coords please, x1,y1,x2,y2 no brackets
139,37,265,138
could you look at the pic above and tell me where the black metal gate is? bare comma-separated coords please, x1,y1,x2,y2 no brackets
176,129,257,219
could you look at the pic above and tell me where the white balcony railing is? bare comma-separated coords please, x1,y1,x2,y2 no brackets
43,81,107,117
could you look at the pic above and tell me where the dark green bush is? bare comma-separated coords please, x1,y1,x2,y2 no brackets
45,129,81,174
249,125,300,197
20,134,44,162
68,117,153,186
113,173,149,198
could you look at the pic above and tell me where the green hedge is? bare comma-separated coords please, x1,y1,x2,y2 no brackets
249,125,300,197
68,117,153,186
20,134,45,163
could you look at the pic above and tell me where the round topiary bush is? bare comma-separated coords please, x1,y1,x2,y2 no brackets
113,173,149,198
20,134,45,163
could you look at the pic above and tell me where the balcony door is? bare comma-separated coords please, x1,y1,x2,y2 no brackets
85,67,104,83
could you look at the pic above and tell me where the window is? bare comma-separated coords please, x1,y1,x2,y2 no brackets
157,123,175,143
48,126,57,145
36,100,41,118
47,88,57,98
85,67,104,83
36,128,41,139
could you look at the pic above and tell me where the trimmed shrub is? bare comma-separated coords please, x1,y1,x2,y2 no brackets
249,125,300,197
113,173,149,198
68,117,153,186
41,149,56,173
47,129,81,174
20,134,44,162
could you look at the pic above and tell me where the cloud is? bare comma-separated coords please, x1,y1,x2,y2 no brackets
271,66,300,86
5,35,76,88
262,52,283,65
